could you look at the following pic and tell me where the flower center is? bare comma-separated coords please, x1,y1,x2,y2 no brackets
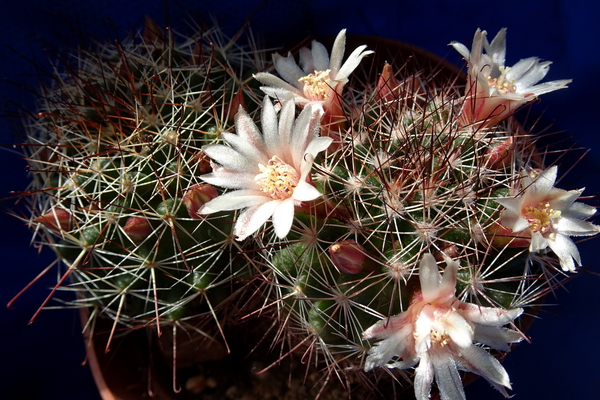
487,66,517,95
255,156,300,200
430,329,451,348
523,202,561,234
298,69,331,101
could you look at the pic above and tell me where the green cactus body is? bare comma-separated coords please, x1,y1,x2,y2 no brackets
22,21,269,364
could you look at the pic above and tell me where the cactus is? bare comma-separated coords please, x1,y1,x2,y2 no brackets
16,18,272,385
13,20,599,400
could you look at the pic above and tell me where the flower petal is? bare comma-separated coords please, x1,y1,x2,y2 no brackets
221,132,266,164
261,97,280,153
254,72,302,94
438,259,458,299
457,344,512,391
272,199,295,238
564,201,597,219
290,103,323,167
364,321,414,371
512,217,531,233
546,233,581,272
548,188,585,212
554,217,599,237
473,323,523,351
328,29,347,75
529,165,558,199
514,59,551,90
458,304,523,327
444,312,473,349
505,57,541,83
414,353,435,400
234,200,280,240
259,86,308,106
235,107,267,155
200,190,268,214
293,180,321,202
432,353,466,400
419,253,441,302
526,79,571,96
310,39,331,72
277,98,297,161
336,44,374,82
298,47,314,73
304,136,333,157
529,231,549,252
483,28,506,68
273,52,305,88
200,170,256,189
202,144,251,171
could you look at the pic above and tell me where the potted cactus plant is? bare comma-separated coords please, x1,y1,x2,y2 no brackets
7,10,599,400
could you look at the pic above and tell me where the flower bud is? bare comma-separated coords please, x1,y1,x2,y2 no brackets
329,240,367,274
485,137,514,170
182,184,219,219
193,151,213,175
227,90,246,124
487,222,530,248
376,63,400,103
34,208,73,232
123,216,153,244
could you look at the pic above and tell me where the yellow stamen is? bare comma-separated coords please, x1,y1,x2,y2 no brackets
430,329,451,347
255,156,300,200
298,69,332,101
487,66,517,94
523,202,561,234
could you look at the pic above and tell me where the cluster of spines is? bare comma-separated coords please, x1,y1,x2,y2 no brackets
17,20,272,361
257,57,562,393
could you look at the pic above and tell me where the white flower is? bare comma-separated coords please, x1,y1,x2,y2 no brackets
450,28,571,127
254,29,373,109
199,97,332,240
497,166,599,272
363,254,523,400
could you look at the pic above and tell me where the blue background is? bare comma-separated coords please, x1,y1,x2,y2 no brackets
1,0,599,399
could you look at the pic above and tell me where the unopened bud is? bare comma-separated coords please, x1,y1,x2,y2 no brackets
182,184,218,219
485,137,514,170
34,208,73,232
123,216,153,244
488,222,530,248
329,240,367,274
376,63,400,103
194,151,213,175
227,90,246,124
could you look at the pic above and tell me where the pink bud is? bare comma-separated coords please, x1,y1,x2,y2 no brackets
182,184,218,219
123,216,153,244
376,63,400,103
488,222,530,248
227,90,246,124
34,208,73,232
329,240,367,274
194,151,213,175
485,137,514,170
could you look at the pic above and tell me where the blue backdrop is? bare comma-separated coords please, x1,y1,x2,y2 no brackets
1,1,598,399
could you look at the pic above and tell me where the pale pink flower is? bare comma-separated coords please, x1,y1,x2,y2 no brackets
253,29,373,110
497,166,599,272
199,97,332,241
450,28,571,127
363,253,523,400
